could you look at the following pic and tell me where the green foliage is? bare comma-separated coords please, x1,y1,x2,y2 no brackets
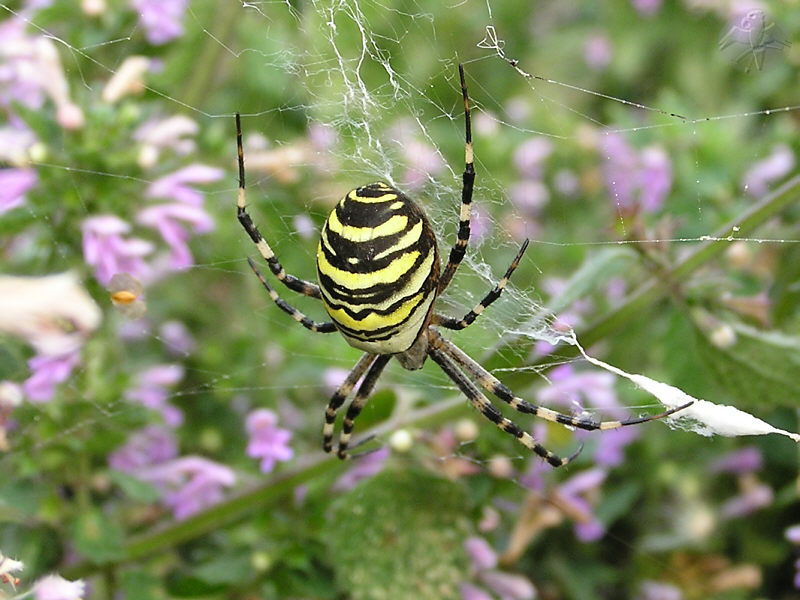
693,316,800,410
1,1,799,599
322,469,470,600
71,509,126,564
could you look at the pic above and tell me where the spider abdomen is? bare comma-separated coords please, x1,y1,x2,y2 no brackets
317,182,439,354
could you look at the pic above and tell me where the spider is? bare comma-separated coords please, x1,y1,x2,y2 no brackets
236,64,689,466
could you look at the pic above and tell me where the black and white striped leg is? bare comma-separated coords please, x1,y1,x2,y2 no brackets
334,354,392,460
429,347,580,467
323,353,379,455
430,330,692,431
247,258,337,333
433,239,529,330
438,63,475,294
236,112,322,299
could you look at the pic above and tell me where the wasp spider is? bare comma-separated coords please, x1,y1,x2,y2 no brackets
236,65,689,466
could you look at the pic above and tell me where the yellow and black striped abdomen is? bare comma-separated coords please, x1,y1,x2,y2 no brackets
316,182,439,354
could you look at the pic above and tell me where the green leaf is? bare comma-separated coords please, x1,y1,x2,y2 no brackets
595,480,640,525
0,523,62,574
545,246,638,316
322,468,470,600
71,508,125,564
119,569,160,600
190,552,253,585
771,243,800,327
108,470,161,503
493,247,638,356
165,571,224,597
693,314,800,410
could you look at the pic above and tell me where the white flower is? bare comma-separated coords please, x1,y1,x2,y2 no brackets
0,553,24,580
33,574,85,600
102,56,150,103
0,272,101,356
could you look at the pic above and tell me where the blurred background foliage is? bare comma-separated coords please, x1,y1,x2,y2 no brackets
1,1,800,599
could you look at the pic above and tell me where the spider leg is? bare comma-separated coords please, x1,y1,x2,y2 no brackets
322,353,379,455
236,113,322,299
430,329,692,431
433,239,529,330
438,64,475,294
247,258,337,333
334,354,392,460
429,346,581,467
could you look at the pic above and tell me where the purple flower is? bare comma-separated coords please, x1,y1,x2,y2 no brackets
513,137,553,178
795,558,800,589
464,537,497,571
478,571,536,600
790,545,800,588
309,122,337,152
600,132,672,213
131,0,188,45
605,276,627,304
323,367,350,396
631,0,662,17
23,350,80,403
537,364,620,416
0,18,46,109
636,580,683,600
145,164,224,206
509,179,549,214
536,363,642,465
402,140,445,192
720,480,773,519
460,582,493,600
638,146,672,212
708,446,763,474
136,165,219,270
136,202,214,270
593,426,639,467
0,18,84,128
108,425,178,472
553,169,579,197
293,214,316,239
556,467,608,542
332,446,390,491
785,524,800,545
519,424,551,489
245,409,294,472
463,537,537,600
138,456,235,520
125,364,184,426
742,144,794,197
474,111,499,137
584,34,612,70
159,320,195,356
0,168,36,214
33,574,85,600
0,121,37,163
82,215,153,285
469,205,492,241
134,115,199,168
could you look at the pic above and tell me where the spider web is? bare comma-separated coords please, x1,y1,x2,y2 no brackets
0,0,797,465
0,0,796,466
1,2,799,594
